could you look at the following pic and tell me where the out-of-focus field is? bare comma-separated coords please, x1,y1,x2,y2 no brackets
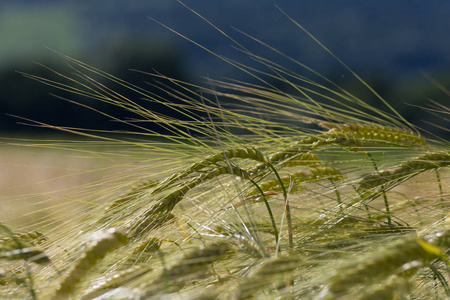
0,141,140,232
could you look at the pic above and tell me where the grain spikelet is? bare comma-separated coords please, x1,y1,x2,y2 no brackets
0,247,49,265
355,275,410,300
160,164,251,212
319,122,426,148
80,264,153,300
358,151,450,190
251,122,425,177
229,234,269,258
102,179,159,217
128,237,163,263
137,243,231,297
153,147,265,194
325,229,450,297
249,147,322,176
51,228,128,300
235,254,304,299
247,166,345,196
129,165,250,235
0,225,49,265
0,231,48,247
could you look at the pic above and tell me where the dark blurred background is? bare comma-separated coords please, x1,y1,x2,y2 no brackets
1,0,449,137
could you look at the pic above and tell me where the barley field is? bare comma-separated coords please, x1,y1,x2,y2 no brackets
1,5,450,300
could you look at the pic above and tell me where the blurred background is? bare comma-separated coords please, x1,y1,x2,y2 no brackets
1,0,449,137
1,0,449,228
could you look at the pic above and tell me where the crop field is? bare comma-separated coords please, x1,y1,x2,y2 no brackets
1,4,450,300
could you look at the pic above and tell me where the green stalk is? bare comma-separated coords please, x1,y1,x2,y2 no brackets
266,162,293,250
249,179,279,245
365,152,391,225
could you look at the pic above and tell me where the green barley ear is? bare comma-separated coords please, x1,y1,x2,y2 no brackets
137,242,231,297
318,122,426,148
51,228,128,300
155,164,251,213
101,179,159,220
79,264,154,300
324,228,450,298
235,254,304,299
128,165,251,236
249,149,323,177
0,224,44,299
0,229,50,265
0,231,48,247
358,151,450,190
248,122,426,181
152,147,265,195
354,275,410,300
246,166,345,197
0,247,50,265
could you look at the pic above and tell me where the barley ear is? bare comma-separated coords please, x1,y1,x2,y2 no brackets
358,151,450,190
129,165,250,236
319,122,426,148
138,242,231,297
152,147,265,194
51,228,128,300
